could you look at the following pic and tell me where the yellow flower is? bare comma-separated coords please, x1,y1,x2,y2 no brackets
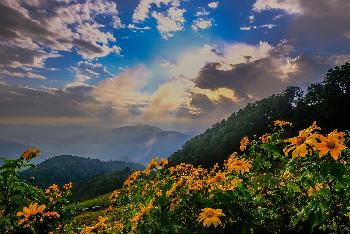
63,182,73,190
130,200,155,230
124,171,141,187
166,178,184,197
43,211,60,219
273,120,292,127
283,121,321,158
109,190,120,202
307,183,324,197
260,133,270,143
144,158,169,175
17,202,46,218
206,171,226,184
170,196,180,210
198,208,225,228
17,203,46,227
240,136,249,151
224,154,252,174
315,131,347,160
21,147,40,159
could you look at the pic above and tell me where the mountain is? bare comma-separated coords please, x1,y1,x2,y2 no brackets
20,155,144,189
0,125,191,163
0,138,53,165
169,63,350,167
71,168,132,202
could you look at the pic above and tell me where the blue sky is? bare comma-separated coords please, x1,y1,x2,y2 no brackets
0,0,349,132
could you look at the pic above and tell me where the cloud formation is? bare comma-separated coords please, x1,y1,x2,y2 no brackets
192,18,214,31
253,0,350,46
0,39,335,132
151,7,186,39
0,0,122,79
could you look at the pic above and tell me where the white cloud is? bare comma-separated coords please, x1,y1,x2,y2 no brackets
253,0,303,15
0,70,46,80
195,7,210,17
69,60,113,86
273,14,284,20
76,22,116,44
249,15,255,23
330,54,350,65
132,0,180,22
166,42,273,79
0,0,124,71
160,59,176,68
192,18,213,31
240,24,276,31
127,24,152,30
208,2,219,9
151,7,186,39
113,15,125,29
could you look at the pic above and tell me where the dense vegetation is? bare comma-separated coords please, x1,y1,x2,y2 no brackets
170,63,350,167
71,168,132,201
20,155,144,188
2,122,350,233
78,121,350,233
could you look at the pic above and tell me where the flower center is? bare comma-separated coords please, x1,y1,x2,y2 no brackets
206,211,214,218
296,136,306,145
327,141,335,149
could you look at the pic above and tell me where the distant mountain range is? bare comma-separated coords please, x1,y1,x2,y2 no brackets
0,124,191,163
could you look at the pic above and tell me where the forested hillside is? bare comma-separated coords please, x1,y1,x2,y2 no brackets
169,63,350,167
20,155,144,188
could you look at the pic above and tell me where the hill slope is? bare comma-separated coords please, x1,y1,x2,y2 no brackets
169,63,350,167
20,155,144,188
71,168,132,202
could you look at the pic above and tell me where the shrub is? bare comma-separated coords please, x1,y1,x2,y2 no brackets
0,149,74,233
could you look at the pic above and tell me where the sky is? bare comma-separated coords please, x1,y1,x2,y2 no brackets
1,0,350,133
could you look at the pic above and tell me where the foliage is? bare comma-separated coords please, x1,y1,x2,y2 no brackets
0,149,74,233
71,168,132,202
81,122,350,233
20,155,144,189
170,63,350,167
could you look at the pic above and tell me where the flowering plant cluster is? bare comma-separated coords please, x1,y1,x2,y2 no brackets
82,121,350,233
0,149,74,233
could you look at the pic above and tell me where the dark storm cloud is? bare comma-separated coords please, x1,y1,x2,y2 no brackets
194,53,330,100
0,2,55,45
273,0,350,50
0,83,110,118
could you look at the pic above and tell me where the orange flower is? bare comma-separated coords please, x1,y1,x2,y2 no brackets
198,208,225,227
21,148,40,159
307,183,324,197
170,196,180,210
273,120,292,127
17,203,46,227
224,154,252,174
283,121,321,158
315,130,347,160
109,190,120,202
144,158,168,175
260,133,270,143
63,182,73,190
240,136,249,151
124,171,141,187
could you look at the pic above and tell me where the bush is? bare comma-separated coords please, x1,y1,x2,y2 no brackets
82,121,350,233
0,149,74,233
